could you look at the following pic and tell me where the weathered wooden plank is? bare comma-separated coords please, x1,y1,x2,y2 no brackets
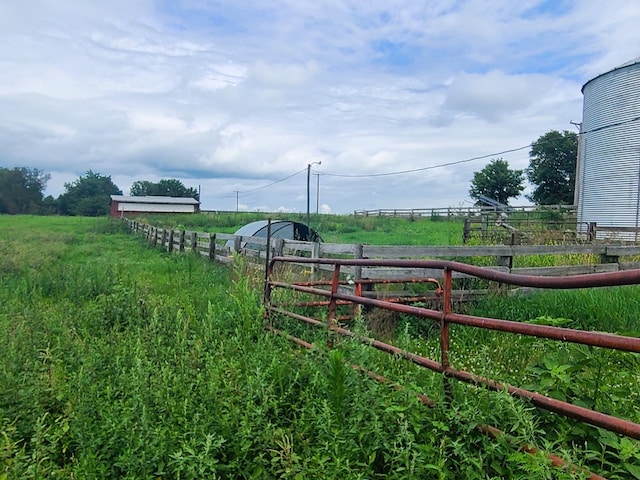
282,241,314,253
360,266,509,280
319,243,357,255
511,264,619,276
605,246,640,256
363,244,606,258
241,235,268,245
360,289,489,301
363,245,509,257
215,233,236,241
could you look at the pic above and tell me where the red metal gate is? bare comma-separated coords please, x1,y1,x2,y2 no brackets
264,257,640,450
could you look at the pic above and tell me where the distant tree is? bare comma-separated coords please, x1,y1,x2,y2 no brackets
40,195,58,215
0,167,51,214
130,178,199,200
130,180,155,196
57,170,122,216
527,130,578,205
469,158,525,206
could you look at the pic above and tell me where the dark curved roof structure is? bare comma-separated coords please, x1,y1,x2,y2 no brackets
228,220,322,249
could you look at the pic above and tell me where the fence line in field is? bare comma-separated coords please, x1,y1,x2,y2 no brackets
125,219,640,282
353,204,577,218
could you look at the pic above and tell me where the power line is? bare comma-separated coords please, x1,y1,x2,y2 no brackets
317,144,532,178
217,115,640,194
316,115,640,179
218,167,308,197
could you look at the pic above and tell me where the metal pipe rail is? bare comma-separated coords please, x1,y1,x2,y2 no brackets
265,256,640,441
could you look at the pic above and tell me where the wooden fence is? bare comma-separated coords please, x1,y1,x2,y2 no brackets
354,204,576,218
126,219,640,281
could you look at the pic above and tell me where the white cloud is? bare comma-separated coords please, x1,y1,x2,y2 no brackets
440,70,580,123
1,0,639,213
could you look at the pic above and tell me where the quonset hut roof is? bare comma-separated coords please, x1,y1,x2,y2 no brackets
228,220,322,249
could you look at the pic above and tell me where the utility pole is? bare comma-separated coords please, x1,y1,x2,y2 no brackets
306,161,321,229
314,173,321,214
234,191,239,212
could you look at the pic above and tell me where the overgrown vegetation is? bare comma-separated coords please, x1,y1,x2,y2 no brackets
2,216,639,478
136,211,464,245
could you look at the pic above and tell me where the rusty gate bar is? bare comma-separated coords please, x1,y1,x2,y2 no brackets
445,312,640,353
441,267,453,404
269,280,640,354
447,367,640,440
265,256,640,442
267,306,443,372
268,256,640,288
264,325,606,480
267,304,640,440
328,263,341,323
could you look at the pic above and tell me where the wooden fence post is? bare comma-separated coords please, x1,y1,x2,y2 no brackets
497,254,513,270
588,222,597,243
274,238,285,257
481,215,488,240
600,245,619,266
354,244,370,317
463,218,471,244
190,232,197,253
311,241,320,280
168,230,174,252
209,233,216,261
179,230,185,252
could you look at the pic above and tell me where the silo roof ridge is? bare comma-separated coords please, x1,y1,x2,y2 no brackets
582,56,640,92
616,57,640,69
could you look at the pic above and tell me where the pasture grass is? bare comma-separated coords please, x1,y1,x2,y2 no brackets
2,215,639,478
137,212,465,245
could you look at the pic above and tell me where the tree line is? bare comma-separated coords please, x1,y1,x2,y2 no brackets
0,169,199,216
1,129,578,216
469,130,578,206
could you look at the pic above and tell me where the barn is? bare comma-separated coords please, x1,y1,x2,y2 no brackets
110,195,200,218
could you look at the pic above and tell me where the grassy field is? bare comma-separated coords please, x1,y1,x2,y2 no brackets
1,215,639,479
136,212,465,246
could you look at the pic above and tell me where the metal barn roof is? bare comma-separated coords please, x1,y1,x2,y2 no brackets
110,195,199,205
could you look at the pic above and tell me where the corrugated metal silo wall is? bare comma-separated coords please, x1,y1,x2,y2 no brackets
578,62,640,240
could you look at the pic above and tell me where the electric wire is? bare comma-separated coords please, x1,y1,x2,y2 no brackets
224,115,640,195
222,167,307,196
317,145,531,178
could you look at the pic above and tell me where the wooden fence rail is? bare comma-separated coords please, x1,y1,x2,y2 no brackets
126,219,640,282
354,204,577,218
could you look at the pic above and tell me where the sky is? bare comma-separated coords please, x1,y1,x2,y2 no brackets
1,1,639,214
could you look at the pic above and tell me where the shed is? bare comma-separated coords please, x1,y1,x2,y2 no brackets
227,220,322,250
110,195,200,218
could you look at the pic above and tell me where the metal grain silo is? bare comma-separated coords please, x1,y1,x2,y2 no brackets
576,57,640,241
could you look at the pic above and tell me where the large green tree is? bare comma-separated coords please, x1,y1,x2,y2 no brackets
57,170,122,216
527,130,578,205
0,167,51,214
469,158,525,206
130,179,198,199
